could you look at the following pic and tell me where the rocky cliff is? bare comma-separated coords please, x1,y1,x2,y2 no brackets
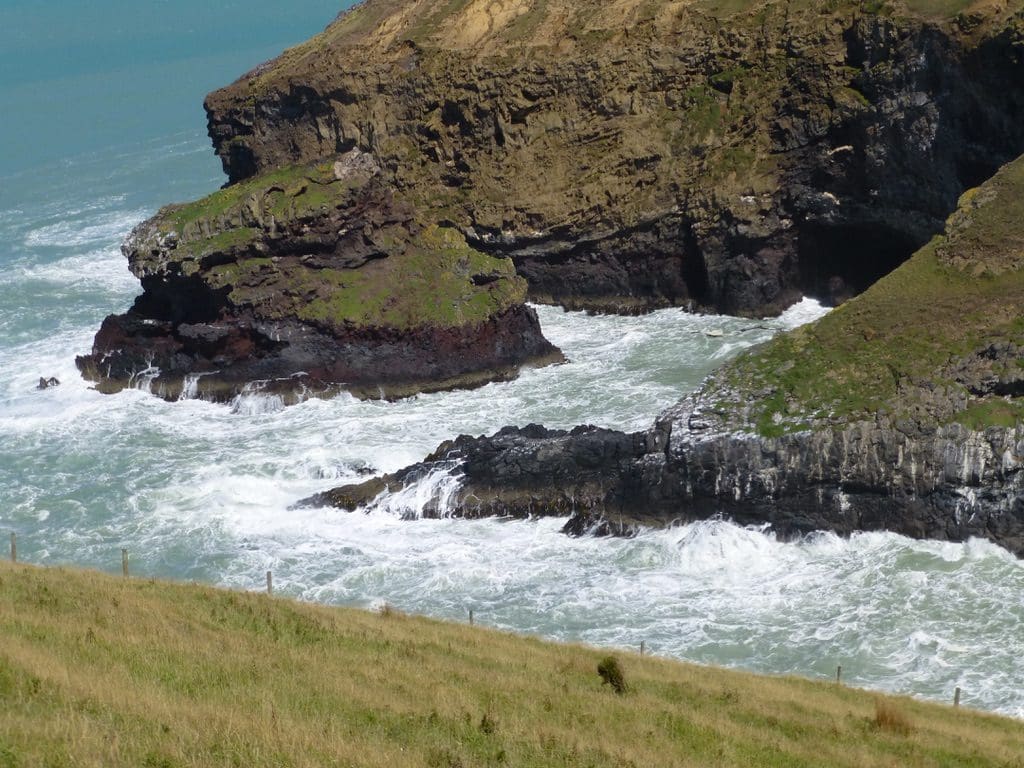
205,0,1024,314
306,152,1024,555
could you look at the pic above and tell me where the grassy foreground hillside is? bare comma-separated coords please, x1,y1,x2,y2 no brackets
1,563,1023,767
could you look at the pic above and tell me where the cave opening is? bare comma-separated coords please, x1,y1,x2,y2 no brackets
797,222,923,306
134,276,231,325
224,142,257,185
680,224,710,306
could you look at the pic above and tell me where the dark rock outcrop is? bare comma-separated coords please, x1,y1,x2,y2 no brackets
303,151,1024,554
303,401,1024,555
78,301,558,402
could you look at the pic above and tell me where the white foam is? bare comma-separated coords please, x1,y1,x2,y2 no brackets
24,208,147,249
4,246,140,294
229,386,286,416
2,180,1021,721
774,296,831,329
362,467,463,520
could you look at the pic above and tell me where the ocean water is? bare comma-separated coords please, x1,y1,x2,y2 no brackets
2,1,1023,721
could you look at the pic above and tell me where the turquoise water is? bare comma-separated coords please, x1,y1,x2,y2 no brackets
0,0,347,175
2,0,1023,719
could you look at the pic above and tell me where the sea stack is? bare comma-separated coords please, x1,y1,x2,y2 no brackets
77,150,561,402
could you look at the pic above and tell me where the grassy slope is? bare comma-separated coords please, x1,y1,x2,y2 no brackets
2,562,1023,768
715,154,1024,436
285,0,1009,57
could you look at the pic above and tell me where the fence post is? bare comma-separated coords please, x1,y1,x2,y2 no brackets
266,571,273,595
836,665,842,684
9,533,15,563
468,609,474,626
640,640,645,656
954,687,962,708
121,548,129,578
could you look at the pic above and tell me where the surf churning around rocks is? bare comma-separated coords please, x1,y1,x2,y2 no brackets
1,39,1023,718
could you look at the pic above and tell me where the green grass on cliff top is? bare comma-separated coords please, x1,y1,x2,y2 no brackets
3,561,1024,768
719,155,1024,436
219,0,1015,102
205,224,527,331
264,0,1006,60
146,155,525,331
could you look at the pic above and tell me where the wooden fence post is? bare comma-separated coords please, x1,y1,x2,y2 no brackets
266,571,273,595
468,609,474,626
954,687,962,707
836,665,842,684
640,640,645,656
9,533,15,563
121,548,129,578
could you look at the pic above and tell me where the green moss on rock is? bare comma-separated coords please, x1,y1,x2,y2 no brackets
160,159,351,239
124,147,528,336
276,226,523,331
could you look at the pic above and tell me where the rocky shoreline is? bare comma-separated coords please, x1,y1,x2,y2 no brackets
79,0,1024,551
302,401,1024,556
304,151,1024,554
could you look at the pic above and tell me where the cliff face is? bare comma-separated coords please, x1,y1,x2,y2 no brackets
306,152,1024,555
205,0,1024,314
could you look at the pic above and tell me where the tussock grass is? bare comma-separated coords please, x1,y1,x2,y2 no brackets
2,561,1023,767
597,655,627,694
873,698,914,735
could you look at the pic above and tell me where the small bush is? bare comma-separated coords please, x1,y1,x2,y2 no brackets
479,712,497,735
873,698,912,735
597,656,627,694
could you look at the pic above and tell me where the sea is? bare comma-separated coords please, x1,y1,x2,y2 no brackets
1,0,1022,719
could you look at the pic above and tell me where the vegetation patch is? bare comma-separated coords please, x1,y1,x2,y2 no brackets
159,158,351,239
711,154,1024,436
873,698,913,735
597,655,627,694
204,223,525,331
293,225,525,330
953,399,1024,430
3,561,1024,767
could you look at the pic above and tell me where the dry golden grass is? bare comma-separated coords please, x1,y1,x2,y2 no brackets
873,698,914,736
1,561,1023,767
